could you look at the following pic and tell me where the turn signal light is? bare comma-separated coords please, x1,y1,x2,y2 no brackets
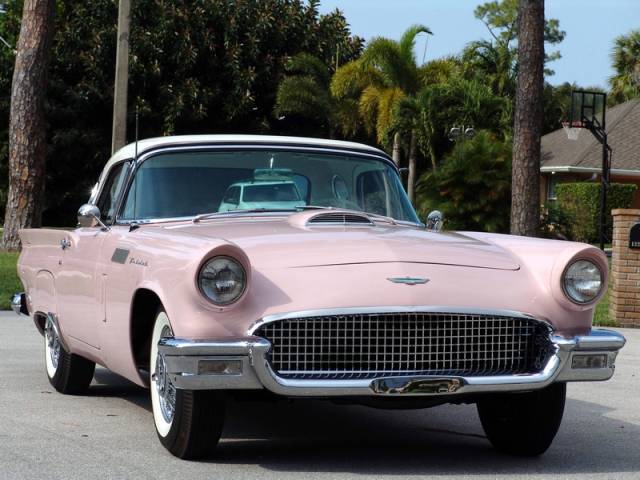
197,359,243,375
572,354,608,369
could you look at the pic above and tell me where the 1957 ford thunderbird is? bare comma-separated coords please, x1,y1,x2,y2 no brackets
12,135,625,459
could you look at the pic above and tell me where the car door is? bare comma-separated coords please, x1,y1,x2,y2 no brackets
56,161,130,350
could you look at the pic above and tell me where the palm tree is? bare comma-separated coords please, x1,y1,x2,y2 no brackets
403,77,506,175
462,40,516,99
331,25,432,202
609,30,640,105
274,53,337,137
419,56,462,87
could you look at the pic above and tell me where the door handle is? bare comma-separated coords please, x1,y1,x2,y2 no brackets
60,238,71,250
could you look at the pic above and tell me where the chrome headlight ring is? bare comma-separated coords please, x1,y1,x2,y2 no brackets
198,256,247,306
562,259,604,305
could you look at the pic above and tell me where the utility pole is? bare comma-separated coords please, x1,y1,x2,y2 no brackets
111,0,131,154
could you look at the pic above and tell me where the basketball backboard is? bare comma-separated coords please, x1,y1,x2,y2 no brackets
569,90,606,130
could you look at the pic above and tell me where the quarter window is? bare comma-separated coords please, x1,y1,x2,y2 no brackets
96,162,130,224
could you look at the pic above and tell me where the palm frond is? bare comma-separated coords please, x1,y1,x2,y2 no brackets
274,75,330,120
361,37,413,91
376,87,404,144
331,60,384,99
399,24,432,64
358,84,383,135
418,56,461,86
285,53,331,87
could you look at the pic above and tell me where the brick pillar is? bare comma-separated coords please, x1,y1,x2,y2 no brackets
610,209,640,327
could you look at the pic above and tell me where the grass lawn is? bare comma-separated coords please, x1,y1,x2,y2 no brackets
592,257,615,327
594,287,614,326
0,250,22,310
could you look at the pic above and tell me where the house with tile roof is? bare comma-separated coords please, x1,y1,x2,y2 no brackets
540,99,640,208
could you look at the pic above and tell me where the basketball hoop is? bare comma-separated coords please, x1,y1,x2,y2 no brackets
562,121,582,141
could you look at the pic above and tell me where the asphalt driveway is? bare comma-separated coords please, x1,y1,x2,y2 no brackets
1,311,638,480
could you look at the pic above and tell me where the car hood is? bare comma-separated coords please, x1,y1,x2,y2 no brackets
166,215,520,271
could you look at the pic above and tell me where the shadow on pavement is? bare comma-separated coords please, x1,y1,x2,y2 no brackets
90,368,640,476
92,367,150,412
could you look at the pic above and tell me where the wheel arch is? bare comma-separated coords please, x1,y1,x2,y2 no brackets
130,287,165,381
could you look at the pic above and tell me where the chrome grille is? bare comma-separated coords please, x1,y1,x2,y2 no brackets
254,313,553,380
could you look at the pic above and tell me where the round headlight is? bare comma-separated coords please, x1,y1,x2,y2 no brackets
198,256,246,305
563,260,603,304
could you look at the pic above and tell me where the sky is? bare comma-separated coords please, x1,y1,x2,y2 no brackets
317,0,639,90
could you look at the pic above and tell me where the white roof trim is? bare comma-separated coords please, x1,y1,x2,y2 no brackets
103,134,387,173
541,166,640,177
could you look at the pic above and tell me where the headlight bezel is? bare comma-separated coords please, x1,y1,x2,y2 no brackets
561,258,604,305
197,255,248,306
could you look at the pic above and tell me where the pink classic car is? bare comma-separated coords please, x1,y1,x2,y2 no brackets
13,135,625,459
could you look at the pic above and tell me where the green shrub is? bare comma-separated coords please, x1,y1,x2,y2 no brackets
555,182,637,243
415,130,511,232
540,201,573,240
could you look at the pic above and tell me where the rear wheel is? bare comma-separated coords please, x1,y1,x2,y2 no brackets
477,383,566,456
44,316,95,394
150,309,226,459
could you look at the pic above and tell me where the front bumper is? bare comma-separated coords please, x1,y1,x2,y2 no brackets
11,293,29,316
158,328,626,397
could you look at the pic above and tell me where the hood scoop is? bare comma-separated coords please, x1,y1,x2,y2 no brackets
306,212,374,226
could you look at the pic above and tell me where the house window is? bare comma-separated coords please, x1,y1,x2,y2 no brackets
547,174,558,201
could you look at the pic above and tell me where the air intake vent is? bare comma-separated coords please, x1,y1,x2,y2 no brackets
307,212,373,226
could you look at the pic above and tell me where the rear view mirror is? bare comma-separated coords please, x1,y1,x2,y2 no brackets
77,204,108,230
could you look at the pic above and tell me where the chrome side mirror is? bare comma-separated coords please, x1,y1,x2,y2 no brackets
426,210,444,232
77,204,108,229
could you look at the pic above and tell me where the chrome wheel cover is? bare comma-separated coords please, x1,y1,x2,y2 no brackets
45,319,60,370
154,326,176,424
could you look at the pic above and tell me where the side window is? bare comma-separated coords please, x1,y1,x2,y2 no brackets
96,162,130,224
223,186,240,205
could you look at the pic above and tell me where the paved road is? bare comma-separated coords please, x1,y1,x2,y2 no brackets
1,311,639,480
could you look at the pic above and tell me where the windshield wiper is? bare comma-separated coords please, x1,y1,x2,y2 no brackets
192,208,296,223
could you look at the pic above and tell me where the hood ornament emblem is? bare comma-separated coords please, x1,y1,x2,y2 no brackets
387,277,429,285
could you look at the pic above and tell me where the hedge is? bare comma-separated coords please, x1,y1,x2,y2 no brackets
555,182,637,243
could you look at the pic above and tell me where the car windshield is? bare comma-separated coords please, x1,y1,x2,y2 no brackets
120,149,419,223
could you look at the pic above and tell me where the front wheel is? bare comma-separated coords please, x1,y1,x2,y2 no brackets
44,316,95,394
150,309,226,459
477,383,566,456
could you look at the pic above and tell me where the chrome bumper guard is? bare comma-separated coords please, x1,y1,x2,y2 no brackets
157,328,626,396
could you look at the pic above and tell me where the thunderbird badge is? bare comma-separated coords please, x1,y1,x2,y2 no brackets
387,277,429,285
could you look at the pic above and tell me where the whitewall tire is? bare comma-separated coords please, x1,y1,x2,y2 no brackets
150,310,175,437
44,316,95,394
149,308,226,459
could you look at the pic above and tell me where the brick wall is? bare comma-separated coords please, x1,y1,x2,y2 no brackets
610,209,640,327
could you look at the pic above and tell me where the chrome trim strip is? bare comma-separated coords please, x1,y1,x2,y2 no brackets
573,328,626,351
158,337,270,357
247,306,552,335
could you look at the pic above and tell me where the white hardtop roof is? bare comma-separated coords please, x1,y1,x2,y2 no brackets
104,134,389,174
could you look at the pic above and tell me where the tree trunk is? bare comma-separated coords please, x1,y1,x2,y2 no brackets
2,0,56,250
392,131,401,166
510,0,544,237
408,130,418,205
